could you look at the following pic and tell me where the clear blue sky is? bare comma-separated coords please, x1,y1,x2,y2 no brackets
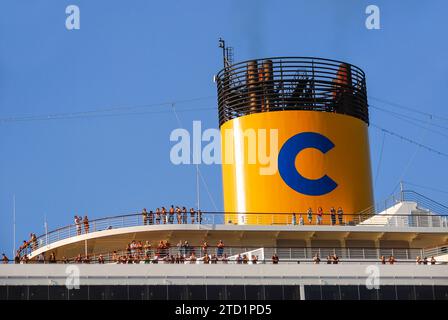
1,0,447,255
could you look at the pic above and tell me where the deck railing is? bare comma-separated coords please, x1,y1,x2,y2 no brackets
18,211,448,257
9,246,448,265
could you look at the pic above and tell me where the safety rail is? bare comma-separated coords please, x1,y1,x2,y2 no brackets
215,57,369,126
423,245,448,258
8,246,448,265
17,211,448,257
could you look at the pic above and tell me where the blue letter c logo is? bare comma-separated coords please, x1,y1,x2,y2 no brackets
278,132,337,196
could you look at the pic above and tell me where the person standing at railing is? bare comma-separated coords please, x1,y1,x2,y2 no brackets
330,207,336,226
148,210,154,225
176,206,182,224
416,256,422,264
49,252,56,264
332,253,339,264
144,241,152,257
292,213,297,226
75,215,82,235
176,240,183,256
217,240,225,257
162,207,167,224
317,207,323,225
19,240,28,255
182,207,188,224
31,233,37,251
169,205,175,224
272,253,279,264
313,253,321,264
184,240,190,256
299,214,304,226
189,252,197,264
251,255,258,264
431,256,436,265
155,208,161,224
201,241,208,257
190,208,196,224
2,253,9,264
307,208,313,224
37,252,45,264
83,215,89,233
112,251,118,263
142,208,148,226
337,207,344,225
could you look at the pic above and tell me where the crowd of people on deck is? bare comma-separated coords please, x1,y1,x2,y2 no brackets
292,207,345,226
8,205,445,267
140,206,203,225
14,206,347,259
74,215,90,235
114,239,228,264
3,237,440,266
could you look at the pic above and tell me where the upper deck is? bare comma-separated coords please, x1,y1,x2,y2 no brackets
15,191,448,262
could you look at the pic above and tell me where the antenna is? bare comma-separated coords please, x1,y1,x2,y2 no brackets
400,181,404,202
44,213,49,247
218,38,226,68
218,38,234,68
12,194,16,258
